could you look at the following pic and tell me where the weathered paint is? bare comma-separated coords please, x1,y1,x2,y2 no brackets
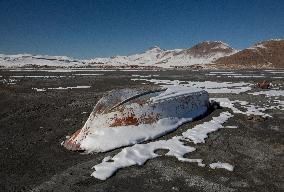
63,86,209,151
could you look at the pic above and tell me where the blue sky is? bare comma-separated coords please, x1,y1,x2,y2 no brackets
0,0,283,59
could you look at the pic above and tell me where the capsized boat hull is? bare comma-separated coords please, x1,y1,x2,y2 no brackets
63,85,209,152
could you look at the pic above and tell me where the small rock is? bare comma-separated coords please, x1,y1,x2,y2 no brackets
247,115,267,122
255,80,270,89
172,186,179,191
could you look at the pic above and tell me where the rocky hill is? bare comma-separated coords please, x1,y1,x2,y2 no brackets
87,41,237,67
213,39,284,69
0,39,283,69
0,54,83,68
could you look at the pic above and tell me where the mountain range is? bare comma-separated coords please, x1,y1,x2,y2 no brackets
88,41,237,67
213,39,284,69
0,39,283,69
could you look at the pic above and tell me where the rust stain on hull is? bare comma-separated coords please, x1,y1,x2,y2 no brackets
63,86,209,152
63,129,82,151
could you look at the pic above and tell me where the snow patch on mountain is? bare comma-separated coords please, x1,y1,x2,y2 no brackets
246,43,266,51
0,53,84,68
0,41,238,68
87,41,236,67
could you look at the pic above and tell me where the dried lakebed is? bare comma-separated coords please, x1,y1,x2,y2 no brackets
0,69,283,192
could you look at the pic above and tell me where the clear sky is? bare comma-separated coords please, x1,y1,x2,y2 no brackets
0,0,283,59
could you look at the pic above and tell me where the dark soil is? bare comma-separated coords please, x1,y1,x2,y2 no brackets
0,69,283,192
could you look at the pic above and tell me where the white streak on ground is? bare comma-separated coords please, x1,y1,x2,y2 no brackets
131,78,252,94
209,162,234,171
268,71,284,74
11,75,66,78
209,71,236,74
32,88,46,92
224,125,238,129
49,86,91,90
74,74,104,76
227,75,266,78
249,90,284,97
32,86,91,91
211,98,271,117
131,74,159,78
0,78,17,85
91,112,233,180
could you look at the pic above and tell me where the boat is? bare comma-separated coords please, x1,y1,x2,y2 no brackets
63,85,209,153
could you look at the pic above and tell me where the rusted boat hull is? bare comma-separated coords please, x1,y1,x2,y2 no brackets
63,86,209,152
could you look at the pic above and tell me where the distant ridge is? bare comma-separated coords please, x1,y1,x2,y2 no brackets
213,39,284,69
87,41,236,67
0,53,83,68
0,39,283,69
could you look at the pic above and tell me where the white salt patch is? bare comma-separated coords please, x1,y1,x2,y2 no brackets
11,75,66,78
33,86,91,91
91,137,196,180
268,71,284,74
209,162,234,171
102,156,112,162
181,112,233,144
91,112,233,180
74,74,104,76
264,69,284,72
120,69,159,72
224,125,238,129
43,69,74,72
177,158,205,167
32,88,46,92
133,79,252,94
5,69,32,71
273,100,284,106
0,78,17,85
228,75,265,78
206,74,218,76
209,71,236,74
212,98,271,117
8,68,114,72
131,74,152,78
206,73,266,78
48,86,91,90
207,73,242,76
49,69,115,72
264,100,284,110
249,90,284,97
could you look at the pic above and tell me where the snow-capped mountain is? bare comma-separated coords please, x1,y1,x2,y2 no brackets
0,39,282,69
0,53,83,68
87,41,237,67
214,39,284,69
